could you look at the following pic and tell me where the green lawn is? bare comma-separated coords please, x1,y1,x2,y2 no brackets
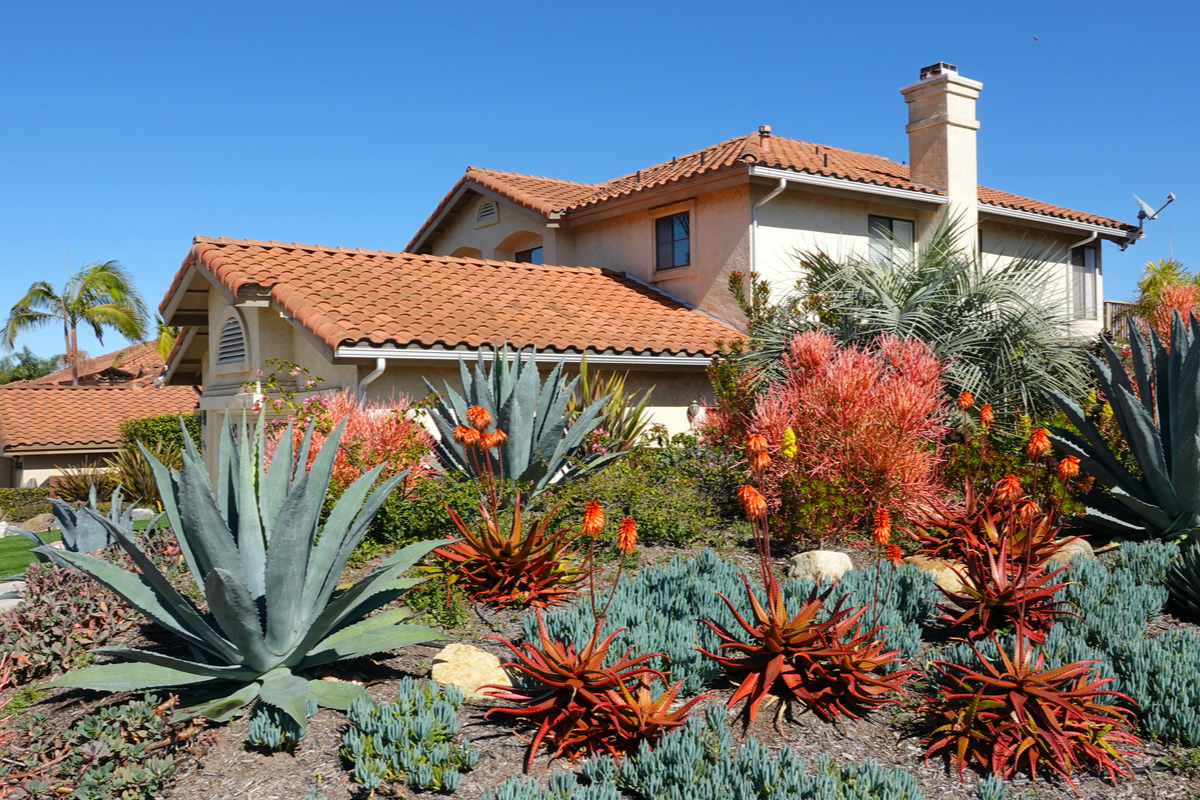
0,519,157,579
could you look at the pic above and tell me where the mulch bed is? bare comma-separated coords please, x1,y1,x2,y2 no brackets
11,539,1200,799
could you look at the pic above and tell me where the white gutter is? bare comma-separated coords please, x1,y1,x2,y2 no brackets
749,165,949,205
335,345,712,368
357,357,386,400
751,177,788,278
979,203,1133,239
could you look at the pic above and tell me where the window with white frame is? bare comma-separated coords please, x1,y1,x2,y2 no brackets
868,215,915,265
1072,245,1098,320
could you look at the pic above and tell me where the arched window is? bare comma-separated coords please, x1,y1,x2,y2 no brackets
216,314,247,364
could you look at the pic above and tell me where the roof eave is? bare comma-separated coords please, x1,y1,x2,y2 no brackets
333,342,718,368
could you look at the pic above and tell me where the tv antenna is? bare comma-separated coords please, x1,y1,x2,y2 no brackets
1120,192,1176,250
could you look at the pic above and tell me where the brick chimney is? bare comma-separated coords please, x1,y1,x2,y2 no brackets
901,62,982,250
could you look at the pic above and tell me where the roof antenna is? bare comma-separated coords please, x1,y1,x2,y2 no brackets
1120,192,1176,250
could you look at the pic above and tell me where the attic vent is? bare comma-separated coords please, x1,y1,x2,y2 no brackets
477,201,498,224
216,315,246,364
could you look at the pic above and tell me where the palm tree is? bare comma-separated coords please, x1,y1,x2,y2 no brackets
0,346,62,384
153,314,179,361
2,261,148,386
743,217,1090,417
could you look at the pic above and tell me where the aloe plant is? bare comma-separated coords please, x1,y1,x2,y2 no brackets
43,416,447,732
423,346,616,500
10,485,133,571
1049,313,1200,541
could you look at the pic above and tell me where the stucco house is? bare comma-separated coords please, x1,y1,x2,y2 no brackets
0,343,198,488
160,62,1137,466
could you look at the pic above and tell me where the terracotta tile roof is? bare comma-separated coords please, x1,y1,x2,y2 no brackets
0,385,198,450
163,237,739,357
408,130,1132,249
30,342,165,386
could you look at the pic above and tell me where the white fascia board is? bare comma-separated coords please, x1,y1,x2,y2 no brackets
334,344,711,368
749,165,949,205
977,203,1136,239
162,325,199,383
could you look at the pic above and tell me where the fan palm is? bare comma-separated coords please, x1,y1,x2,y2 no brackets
746,218,1090,416
3,260,148,385
0,346,61,384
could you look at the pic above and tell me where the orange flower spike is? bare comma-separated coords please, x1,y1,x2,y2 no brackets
750,451,772,475
453,425,480,447
979,404,994,426
582,501,605,538
995,474,1023,502
617,518,638,553
872,509,892,545
956,391,974,411
1015,499,1042,522
1026,428,1052,460
886,543,903,564
466,405,492,432
738,485,768,521
746,434,769,456
482,429,508,449
1057,455,1081,481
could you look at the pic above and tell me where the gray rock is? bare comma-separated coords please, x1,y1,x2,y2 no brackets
130,508,156,522
787,550,853,582
20,513,57,531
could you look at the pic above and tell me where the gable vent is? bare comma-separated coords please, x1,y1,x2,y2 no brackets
477,201,498,223
216,315,246,364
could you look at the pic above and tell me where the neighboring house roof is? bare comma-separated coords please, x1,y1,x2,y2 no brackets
408,130,1133,250
29,341,165,386
163,237,740,359
0,385,197,451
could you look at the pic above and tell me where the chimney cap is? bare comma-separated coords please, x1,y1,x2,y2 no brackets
758,125,771,135
919,62,958,80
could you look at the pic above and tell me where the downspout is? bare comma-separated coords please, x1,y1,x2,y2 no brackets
750,176,788,283
1065,231,1098,337
358,357,386,401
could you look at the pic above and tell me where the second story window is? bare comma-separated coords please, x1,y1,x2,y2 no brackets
868,215,915,265
515,246,543,264
1072,245,1098,320
656,212,690,271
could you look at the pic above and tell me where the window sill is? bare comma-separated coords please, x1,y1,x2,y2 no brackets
651,267,697,284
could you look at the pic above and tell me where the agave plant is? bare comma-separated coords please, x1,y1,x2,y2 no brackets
423,346,615,500
922,629,1140,788
485,612,703,770
10,485,133,572
700,576,913,723
44,416,446,732
1050,313,1200,541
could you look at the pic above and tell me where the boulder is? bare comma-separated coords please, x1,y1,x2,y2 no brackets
904,555,966,594
787,550,853,583
431,643,512,701
130,508,157,522
0,581,27,613
20,513,56,532
1046,537,1095,567
0,521,9,538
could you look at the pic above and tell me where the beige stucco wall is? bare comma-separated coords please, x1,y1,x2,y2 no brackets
8,451,112,488
429,192,560,264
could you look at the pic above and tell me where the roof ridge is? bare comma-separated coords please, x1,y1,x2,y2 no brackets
467,166,600,189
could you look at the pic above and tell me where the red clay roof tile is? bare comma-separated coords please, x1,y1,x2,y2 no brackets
163,238,739,358
29,342,165,386
0,384,198,450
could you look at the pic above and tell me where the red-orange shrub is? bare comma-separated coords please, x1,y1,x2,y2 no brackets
736,331,948,541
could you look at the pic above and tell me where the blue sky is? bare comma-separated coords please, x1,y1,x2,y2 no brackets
1,0,1196,361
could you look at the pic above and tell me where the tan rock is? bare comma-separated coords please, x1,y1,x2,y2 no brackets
431,643,512,701
20,513,57,532
904,555,966,594
1046,537,1094,567
786,550,853,583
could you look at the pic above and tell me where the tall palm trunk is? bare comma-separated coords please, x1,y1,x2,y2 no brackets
69,323,80,386
61,297,76,386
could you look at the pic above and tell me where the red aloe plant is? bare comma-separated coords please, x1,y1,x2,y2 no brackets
922,628,1140,790
699,576,914,723
485,612,704,770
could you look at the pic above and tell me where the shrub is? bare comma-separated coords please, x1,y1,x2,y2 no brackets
922,630,1140,789
0,487,51,519
246,697,317,752
47,416,447,733
725,331,948,542
0,562,135,685
52,462,117,503
485,706,927,800
342,678,479,793
118,413,200,453
360,471,478,553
